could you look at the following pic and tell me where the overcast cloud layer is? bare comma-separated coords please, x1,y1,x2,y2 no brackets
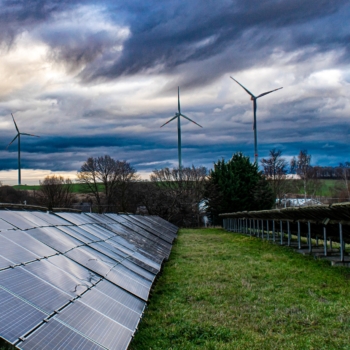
0,0,350,184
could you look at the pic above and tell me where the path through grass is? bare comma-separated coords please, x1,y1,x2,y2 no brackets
130,228,350,350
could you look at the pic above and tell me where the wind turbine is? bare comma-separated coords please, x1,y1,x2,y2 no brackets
160,87,202,170
7,113,39,186
230,77,282,164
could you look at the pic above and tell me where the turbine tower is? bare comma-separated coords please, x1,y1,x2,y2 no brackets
7,113,39,186
230,77,282,164
161,87,202,170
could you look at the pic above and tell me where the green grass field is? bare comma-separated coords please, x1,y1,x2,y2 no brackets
130,228,350,350
13,183,104,193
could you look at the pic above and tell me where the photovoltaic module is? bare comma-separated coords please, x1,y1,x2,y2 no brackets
0,211,177,349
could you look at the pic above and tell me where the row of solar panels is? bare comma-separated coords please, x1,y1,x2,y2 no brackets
0,211,177,350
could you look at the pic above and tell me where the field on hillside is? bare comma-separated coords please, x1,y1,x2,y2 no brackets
13,179,342,197
130,228,350,350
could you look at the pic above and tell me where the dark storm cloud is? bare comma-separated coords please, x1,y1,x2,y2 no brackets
77,0,350,85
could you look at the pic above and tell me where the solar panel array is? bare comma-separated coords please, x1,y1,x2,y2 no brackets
0,211,177,350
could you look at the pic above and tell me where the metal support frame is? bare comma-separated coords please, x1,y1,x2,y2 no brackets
297,221,301,250
249,219,252,236
339,223,344,262
267,220,270,241
257,220,260,238
261,220,264,239
280,220,283,245
308,221,312,253
272,220,275,242
287,221,291,246
323,226,327,256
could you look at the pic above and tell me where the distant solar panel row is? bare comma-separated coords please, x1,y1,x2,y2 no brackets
0,211,177,350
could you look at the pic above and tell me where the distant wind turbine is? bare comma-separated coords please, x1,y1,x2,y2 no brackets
230,77,282,164
7,113,39,186
161,87,202,170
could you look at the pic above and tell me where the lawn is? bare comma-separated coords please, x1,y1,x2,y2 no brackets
130,228,350,350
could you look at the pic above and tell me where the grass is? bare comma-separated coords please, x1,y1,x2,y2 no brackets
130,228,350,350
13,183,104,193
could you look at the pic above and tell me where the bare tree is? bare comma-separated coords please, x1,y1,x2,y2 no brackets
336,162,350,200
113,160,139,212
290,150,321,199
38,175,75,210
141,166,208,227
260,149,288,204
77,155,138,213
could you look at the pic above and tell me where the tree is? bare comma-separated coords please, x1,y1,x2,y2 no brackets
206,152,275,224
113,160,139,212
38,175,75,210
335,162,350,201
139,166,208,227
77,155,138,213
290,150,321,199
260,149,288,204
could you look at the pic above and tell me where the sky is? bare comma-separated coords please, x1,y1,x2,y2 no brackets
0,0,350,185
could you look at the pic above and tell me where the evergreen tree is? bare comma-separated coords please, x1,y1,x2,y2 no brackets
206,152,275,224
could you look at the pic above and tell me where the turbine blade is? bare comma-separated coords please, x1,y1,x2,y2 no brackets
256,87,283,98
11,113,19,133
230,76,255,98
178,86,181,113
20,133,40,137
6,134,18,149
180,113,203,128
160,115,178,128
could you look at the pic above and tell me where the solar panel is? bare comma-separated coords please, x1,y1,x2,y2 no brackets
96,279,146,313
27,227,83,253
0,218,16,231
19,319,105,350
105,268,150,301
65,246,115,277
56,300,133,350
1,231,56,258
57,225,95,244
0,211,178,349
47,255,100,286
24,260,89,296
80,288,141,330
30,211,72,226
0,288,46,344
0,268,71,314
0,211,37,230
88,242,127,261
0,235,39,265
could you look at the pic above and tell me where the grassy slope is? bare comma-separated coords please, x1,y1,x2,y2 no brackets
130,228,350,350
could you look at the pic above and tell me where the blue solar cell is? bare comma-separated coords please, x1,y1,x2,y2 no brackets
56,300,133,350
0,218,16,231
0,268,71,314
0,288,46,343
20,319,105,350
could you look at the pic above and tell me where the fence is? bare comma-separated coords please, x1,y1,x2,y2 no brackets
220,202,350,265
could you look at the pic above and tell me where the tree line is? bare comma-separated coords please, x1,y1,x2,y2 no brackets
2,150,350,227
